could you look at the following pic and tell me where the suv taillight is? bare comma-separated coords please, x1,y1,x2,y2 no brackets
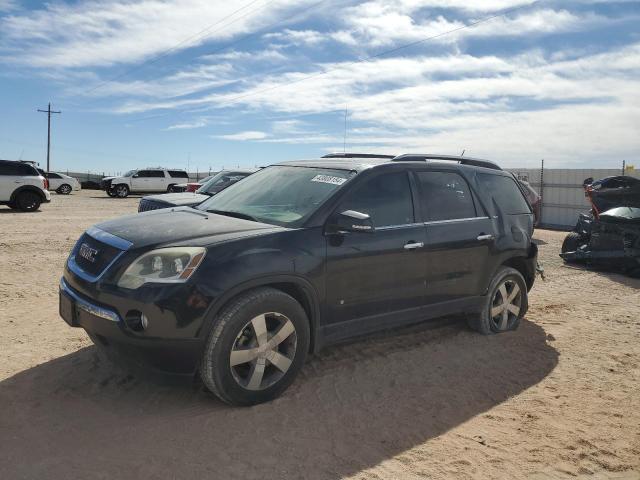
43,178,49,190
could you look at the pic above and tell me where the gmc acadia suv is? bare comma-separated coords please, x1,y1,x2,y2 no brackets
59,154,538,405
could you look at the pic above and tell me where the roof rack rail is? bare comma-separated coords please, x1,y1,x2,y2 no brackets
322,153,396,159
391,154,502,171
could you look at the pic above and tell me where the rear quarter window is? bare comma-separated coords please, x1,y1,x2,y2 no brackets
168,170,189,178
477,173,531,215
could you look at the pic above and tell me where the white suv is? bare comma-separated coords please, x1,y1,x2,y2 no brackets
0,160,51,211
101,168,189,198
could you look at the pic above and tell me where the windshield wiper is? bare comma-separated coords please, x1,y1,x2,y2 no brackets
206,209,259,222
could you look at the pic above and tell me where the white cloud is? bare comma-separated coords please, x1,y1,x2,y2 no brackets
0,0,17,12
216,131,270,141
165,119,208,130
0,0,311,68
264,29,327,46
331,7,611,48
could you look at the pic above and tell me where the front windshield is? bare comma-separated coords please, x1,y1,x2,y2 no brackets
123,170,136,177
197,166,355,226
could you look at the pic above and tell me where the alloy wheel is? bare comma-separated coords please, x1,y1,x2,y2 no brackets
229,312,297,391
490,279,522,331
60,185,72,194
116,185,128,198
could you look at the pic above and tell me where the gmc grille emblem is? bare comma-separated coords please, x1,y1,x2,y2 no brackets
78,243,99,263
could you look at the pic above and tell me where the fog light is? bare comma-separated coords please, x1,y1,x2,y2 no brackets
125,310,149,332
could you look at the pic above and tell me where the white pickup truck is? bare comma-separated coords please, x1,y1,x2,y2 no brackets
100,168,189,198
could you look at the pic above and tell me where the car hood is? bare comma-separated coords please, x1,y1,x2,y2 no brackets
93,207,284,249
143,192,210,206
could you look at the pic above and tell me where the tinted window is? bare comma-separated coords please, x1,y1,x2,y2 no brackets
137,170,165,178
417,171,477,221
0,161,37,176
47,173,62,179
338,172,414,227
168,170,188,178
477,173,531,215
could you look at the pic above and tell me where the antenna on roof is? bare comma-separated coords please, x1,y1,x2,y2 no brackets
343,105,348,153
461,149,466,157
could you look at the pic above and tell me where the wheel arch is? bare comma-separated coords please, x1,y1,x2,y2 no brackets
10,185,46,203
199,275,322,354
500,254,535,291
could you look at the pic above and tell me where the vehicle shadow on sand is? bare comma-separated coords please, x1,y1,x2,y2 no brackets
0,319,558,479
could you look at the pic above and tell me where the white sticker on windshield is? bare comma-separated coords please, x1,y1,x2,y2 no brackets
311,175,347,186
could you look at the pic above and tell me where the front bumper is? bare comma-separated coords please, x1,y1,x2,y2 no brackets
59,277,203,376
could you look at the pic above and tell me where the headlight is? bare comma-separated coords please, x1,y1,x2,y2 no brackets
117,247,206,289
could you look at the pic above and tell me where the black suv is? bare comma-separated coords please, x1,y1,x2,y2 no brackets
59,154,537,405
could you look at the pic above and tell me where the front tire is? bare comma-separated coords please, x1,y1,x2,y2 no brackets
467,266,528,335
200,287,310,406
16,191,42,212
114,184,130,198
57,184,72,195
561,232,586,262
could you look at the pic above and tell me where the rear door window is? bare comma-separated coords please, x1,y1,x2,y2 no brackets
338,172,415,227
168,170,188,178
477,173,531,215
0,162,37,176
416,171,477,221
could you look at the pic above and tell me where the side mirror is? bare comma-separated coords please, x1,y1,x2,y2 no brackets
326,210,375,234
132,174,139,178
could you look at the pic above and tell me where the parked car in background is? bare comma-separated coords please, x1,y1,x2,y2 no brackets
170,175,216,193
37,170,81,195
81,180,101,190
0,159,51,211
138,169,256,212
101,168,189,198
61,154,537,406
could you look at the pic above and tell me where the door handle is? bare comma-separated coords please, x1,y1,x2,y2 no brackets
404,242,424,250
477,234,494,242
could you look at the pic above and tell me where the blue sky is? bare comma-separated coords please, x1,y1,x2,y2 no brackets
0,0,639,174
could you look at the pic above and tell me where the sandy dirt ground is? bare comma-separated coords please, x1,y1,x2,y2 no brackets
0,190,638,480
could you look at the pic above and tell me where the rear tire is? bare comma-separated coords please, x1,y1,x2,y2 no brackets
16,191,42,212
57,184,72,195
200,287,310,406
467,266,528,335
167,184,176,193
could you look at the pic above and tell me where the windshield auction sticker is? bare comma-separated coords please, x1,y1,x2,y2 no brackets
311,175,347,186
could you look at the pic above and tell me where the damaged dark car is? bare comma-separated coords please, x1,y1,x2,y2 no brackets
560,176,640,277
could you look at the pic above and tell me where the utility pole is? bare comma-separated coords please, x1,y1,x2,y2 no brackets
37,103,61,172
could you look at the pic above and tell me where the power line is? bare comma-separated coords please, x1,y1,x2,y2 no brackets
119,0,543,125
78,0,275,98
73,0,332,106
214,0,544,109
